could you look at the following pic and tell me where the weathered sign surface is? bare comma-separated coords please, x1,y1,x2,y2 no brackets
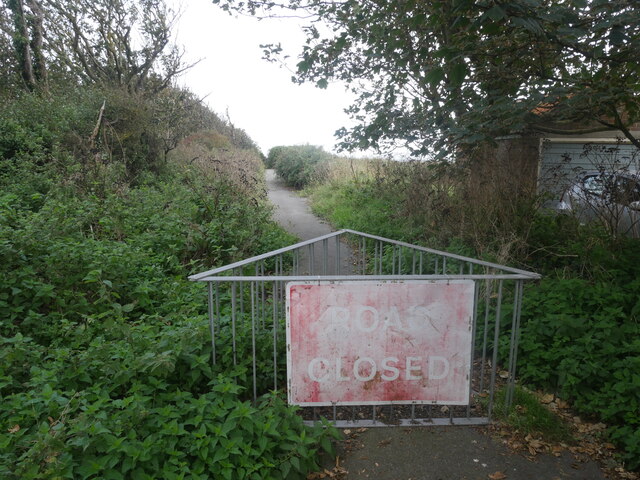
286,281,474,406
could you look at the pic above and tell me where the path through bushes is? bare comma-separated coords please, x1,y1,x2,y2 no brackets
265,168,609,480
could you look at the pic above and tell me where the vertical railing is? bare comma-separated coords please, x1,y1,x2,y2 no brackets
191,230,539,423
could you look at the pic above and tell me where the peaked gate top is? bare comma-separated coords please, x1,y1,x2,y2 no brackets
189,229,540,282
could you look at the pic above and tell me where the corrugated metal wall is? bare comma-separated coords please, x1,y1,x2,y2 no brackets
538,142,639,198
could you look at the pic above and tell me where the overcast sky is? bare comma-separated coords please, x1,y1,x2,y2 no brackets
170,0,357,156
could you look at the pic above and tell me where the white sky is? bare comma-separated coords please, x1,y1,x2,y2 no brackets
170,0,357,156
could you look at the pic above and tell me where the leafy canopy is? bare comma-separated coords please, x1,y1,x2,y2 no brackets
214,0,640,156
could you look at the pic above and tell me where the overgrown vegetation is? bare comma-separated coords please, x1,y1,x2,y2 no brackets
0,93,338,478
304,158,640,471
492,386,573,444
0,1,338,477
517,219,640,469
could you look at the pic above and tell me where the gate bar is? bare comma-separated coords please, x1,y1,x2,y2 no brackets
193,274,539,282
189,229,541,282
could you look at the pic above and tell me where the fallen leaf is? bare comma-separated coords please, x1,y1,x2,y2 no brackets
488,472,507,480
508,440,523,450
528,439,544,450
576,423,590,433
8,425,20,434
498,370,509,379
540,393,554,404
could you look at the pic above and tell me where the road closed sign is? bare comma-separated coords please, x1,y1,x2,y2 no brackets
286,280,474,406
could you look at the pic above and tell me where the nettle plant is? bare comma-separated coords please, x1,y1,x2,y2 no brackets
0,146,336,479
1,312,337,479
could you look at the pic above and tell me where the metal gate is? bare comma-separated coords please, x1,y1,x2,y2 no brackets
189,229,540,427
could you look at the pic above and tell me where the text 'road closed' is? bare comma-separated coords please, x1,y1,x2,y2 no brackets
286,281,474,406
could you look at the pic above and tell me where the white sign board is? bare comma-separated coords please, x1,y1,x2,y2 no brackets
286,280,474,406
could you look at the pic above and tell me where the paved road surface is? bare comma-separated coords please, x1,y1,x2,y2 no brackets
265,168,606,480
266,169,353,275
266,169,336,241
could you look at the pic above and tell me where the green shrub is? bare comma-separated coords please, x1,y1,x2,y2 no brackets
516,277,640,469
0,164,290,337
270,145,332,188
265,145,285,169
0,90,94,162
0,322,337,479
0,158,330,478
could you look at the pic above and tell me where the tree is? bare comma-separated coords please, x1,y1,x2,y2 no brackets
1,0,193,94
0,5,18,89
41,0,191,94
149,88,258,158
213,0,640,156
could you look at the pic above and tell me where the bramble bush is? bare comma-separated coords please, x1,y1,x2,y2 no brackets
515,278,640,467
512,218,640,470
0,167,288,339
0,316,336,479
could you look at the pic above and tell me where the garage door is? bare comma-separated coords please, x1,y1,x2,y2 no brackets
539,142,639,197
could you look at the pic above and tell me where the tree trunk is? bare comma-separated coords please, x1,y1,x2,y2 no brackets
25,0,47,90
8,0,36,90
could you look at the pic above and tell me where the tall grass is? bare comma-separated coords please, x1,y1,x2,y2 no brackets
306,156,540,262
